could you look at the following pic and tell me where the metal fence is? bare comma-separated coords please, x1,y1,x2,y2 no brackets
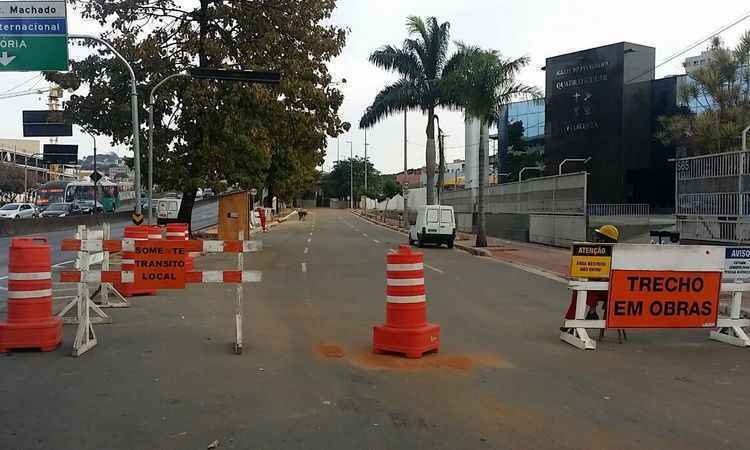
675,150,750,243
441,171,588,215
587,203,650,216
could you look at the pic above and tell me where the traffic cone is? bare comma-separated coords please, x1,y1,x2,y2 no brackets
373,245,440,358
0,237,62,352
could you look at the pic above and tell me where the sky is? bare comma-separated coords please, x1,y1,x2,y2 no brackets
1,1,749,175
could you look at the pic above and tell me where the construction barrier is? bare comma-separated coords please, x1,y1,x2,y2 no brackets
561,244,750,350
166,223,194,271
59,233,262,356
0,237,63,352
115,225,157,297
373,245,440,358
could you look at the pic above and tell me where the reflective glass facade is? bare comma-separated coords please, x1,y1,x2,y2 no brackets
507,100,545,140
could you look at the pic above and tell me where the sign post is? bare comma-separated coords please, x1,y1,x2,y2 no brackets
0,0,68,71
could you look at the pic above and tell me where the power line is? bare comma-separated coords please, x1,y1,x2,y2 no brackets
0,73,42,95
626,8,750,84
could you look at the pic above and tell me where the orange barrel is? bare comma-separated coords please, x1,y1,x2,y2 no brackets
115,225,156,297
373,245,440,358
0,237,62,352
166,223,193,271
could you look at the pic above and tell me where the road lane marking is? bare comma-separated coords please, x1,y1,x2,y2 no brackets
363,233,368,237
373,239,381,244
304,247,309,254
301,262,307,273
309,232,313,236
307,237,311,243
425,264,444,274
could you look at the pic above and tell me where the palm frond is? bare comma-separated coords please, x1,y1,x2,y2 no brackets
369,45,424,79
359,79,420,129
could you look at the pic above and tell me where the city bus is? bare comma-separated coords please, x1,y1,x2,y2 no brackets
35,180,69,211
64,179,120,213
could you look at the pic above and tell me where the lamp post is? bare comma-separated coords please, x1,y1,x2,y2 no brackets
69,34,143,222
148,72,190,224
558,157,591,175
519,166,542,182
147,69,281,224
350,141,354,208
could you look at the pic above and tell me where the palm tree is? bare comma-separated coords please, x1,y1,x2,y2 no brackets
444,43,540,247
359,16,452,205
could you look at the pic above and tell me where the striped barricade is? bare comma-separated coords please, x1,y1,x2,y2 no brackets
59,234,262,356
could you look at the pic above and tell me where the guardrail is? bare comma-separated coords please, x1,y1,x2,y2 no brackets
587,203,650,216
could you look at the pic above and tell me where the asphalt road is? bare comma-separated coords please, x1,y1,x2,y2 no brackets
1,208,748,450
0,200,217,290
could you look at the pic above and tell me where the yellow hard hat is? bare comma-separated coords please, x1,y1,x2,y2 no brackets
595,224,620,242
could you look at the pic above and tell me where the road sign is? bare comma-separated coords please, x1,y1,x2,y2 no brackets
0,1,68,72
90,171,102,183
42,143,77,163
606,244,723,328
724,247,750,281
569,242,612,278
25,110,72,137
250,188,257,196
131,212,144,225
133,241,186,289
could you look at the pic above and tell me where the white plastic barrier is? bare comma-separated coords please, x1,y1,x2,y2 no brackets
561,280,750,350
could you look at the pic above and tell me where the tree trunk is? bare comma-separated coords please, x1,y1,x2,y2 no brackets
476,120,488,248
425,108,436,205
177,188,197,233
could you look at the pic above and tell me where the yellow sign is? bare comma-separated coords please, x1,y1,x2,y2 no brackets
131,212,144,225
569,243,612,278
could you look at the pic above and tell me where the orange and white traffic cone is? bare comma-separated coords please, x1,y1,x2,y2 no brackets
373,245,440,358
0,237,62,352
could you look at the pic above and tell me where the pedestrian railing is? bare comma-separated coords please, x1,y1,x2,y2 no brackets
587,203,650,216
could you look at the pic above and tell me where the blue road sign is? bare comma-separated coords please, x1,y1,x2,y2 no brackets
0,18,66,35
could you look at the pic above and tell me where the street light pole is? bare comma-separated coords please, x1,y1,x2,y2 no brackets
519,166,542,181
347,140,354,208
558,157,591,175
69,34,143,222
148,72,190,224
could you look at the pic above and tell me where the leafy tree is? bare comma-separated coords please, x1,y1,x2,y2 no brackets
444,43,540,247
359,16,454,205
508,120,527,153
48,0,347,223
381,178,402,216
321,157,379,204
658,33,750,155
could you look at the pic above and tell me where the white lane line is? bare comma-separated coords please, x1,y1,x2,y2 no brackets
304,247,309,254
309,232,313,236
301,262,307,273
373,239,381,244
425,264,445,274
307,237,311,243
363,233,368,237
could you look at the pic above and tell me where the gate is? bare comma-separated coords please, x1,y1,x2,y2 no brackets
675,150,750,243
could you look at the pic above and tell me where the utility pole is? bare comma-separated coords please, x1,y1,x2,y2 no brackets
403,111,408,228
364,129,369,193
347,140,354,209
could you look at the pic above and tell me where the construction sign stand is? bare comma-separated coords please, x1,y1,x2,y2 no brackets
57,225,112,326
94,223,130,309
235,231,244,354
72,226,98,356
60,236,262,357
560,244,749,351
709,285,750,347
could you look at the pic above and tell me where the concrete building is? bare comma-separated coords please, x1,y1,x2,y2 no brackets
683,49,716,74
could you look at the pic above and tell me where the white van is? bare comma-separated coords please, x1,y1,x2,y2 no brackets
408,205,456,248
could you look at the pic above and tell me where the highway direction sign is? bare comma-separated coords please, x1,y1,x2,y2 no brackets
0,1,68,71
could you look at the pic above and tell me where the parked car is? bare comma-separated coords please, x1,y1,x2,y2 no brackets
203,188,215,198
39,202,84,218
0,203,37,219
77,200,104,214
408,205,456,248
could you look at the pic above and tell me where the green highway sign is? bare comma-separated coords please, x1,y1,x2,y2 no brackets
0,1,68,72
